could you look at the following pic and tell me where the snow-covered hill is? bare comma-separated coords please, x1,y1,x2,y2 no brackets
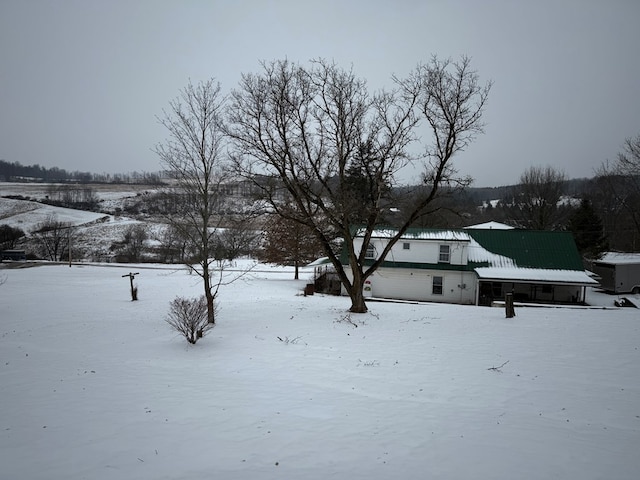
0,196,109,229
1,183,154,260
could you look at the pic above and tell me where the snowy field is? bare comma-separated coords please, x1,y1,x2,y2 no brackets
0,182,152,202
1,261,639,479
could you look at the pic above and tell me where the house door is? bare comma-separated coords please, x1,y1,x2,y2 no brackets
479,282,493,306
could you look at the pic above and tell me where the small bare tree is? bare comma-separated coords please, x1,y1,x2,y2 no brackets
165,296,215,344
32,215,71,261
155,79,230,324
212,215,263,264
261,213,325,279
154,224,187,263
112,224,148,262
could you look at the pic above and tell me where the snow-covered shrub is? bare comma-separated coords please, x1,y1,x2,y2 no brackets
165,295,214,344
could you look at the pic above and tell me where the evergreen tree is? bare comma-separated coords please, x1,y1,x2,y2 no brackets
568,198,608,259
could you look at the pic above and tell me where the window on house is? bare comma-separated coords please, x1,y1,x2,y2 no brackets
439,244,450,263
403,242,410,250
365,244,376,259
432,276,443,295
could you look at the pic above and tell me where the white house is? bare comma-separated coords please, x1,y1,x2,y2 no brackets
342,226,598,306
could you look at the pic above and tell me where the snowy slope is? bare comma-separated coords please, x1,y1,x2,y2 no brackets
0,197,108,230
1,263,639,479
0,195,148,260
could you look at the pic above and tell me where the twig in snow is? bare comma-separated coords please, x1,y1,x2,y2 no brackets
277,335,301,345
358,359,380,367
336,312,365,328
487,360,509,372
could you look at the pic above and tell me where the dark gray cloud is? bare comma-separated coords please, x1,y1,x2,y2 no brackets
1,0,638,187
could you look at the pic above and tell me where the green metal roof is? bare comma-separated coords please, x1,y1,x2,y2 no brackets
466,229,584,271
342,227,585,272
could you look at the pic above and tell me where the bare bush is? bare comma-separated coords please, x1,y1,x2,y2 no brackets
165,296,215,344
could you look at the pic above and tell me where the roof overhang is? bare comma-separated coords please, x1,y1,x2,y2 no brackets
362,228,471,242
307,257,332,267
475,267,599,286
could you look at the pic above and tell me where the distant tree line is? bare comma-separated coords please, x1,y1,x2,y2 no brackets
408,143,640,256
0,159,164,185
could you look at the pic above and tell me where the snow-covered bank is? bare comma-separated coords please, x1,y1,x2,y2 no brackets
1,263,639,479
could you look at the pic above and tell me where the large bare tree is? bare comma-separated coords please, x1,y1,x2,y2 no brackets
155,79,229,324
509,165,568,230
226,57,491,312
595,134,640,250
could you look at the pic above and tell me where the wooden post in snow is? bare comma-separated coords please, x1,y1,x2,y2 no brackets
505,292,515,318
122,272,139,301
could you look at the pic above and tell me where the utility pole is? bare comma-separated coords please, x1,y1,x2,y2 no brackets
68,225,72,267
122,272,140,301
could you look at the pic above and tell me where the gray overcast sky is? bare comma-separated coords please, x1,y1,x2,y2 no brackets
1,0,639,187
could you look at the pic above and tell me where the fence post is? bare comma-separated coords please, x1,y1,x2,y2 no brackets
505,292,515,318
122,272,139,301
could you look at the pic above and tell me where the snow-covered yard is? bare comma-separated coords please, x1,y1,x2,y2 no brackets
1,262,639,479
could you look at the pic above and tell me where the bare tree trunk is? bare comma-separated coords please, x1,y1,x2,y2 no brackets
345,268,368,313
349,285,367,313
202,265,215,324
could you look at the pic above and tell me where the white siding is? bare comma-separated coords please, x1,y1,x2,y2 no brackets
346,234,476,304
344,267,477,305
353,237,469,265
